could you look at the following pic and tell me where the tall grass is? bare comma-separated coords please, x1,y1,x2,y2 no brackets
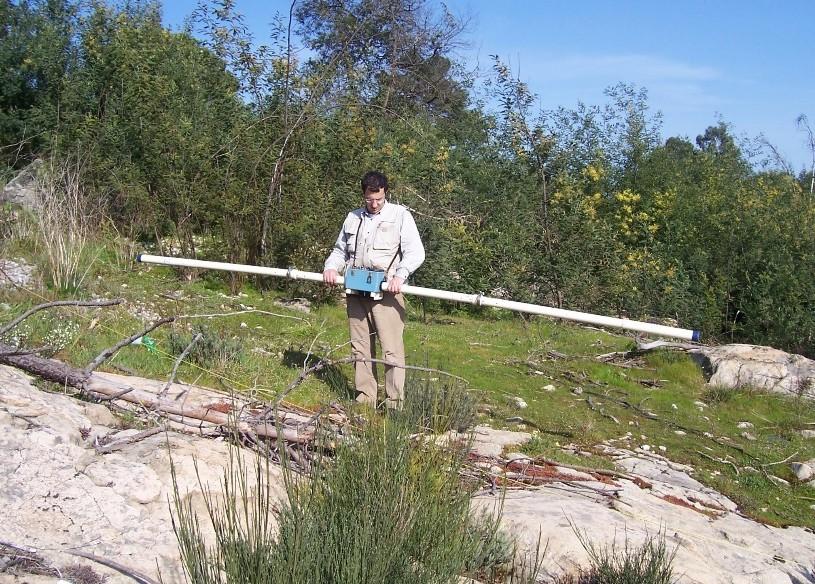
34,156,98,292
399,372,478,433
171,415,537,583
553,526,677,584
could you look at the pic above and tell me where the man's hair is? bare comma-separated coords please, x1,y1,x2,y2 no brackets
361,171,389,193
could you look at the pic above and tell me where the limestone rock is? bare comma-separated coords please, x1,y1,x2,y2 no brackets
1,158,42,210
4,363,815,584
469,425,531,458
0,365,286,584
0,258,36,288
509,396,528,409
791,462,813,482
691,344,815,397
476,445,815,583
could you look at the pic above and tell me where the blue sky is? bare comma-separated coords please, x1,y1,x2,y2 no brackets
163,1,815,172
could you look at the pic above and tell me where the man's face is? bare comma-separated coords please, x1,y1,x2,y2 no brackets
364,187,386,214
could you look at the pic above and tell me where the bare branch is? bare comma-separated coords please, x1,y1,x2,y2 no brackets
596,339,701,361
84,317,175,376
159,333,202,398
0,298,123,337
761,450,799,469
178,308,308,322
94,427,165,455
66,549,160,584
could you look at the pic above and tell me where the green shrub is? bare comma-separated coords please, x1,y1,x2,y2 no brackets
171,417,535,584
399,373,478,433
168,324,243,368
555,528,677,584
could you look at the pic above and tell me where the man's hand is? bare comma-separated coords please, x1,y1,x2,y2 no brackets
323,269,339,285
387,275,404,294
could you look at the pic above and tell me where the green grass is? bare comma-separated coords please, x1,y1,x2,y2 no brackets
2,236,815,528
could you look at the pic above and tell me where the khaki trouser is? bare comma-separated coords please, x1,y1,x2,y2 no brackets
346,292,406,408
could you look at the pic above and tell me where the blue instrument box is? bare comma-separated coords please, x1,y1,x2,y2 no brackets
345,268,386,295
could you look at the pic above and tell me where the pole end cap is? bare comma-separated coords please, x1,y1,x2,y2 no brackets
692,330,701,342
136,253,143,263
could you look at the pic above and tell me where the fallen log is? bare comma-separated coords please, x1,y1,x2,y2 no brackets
0,340,313,444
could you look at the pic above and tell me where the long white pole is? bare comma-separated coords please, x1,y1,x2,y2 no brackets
137,254,701,341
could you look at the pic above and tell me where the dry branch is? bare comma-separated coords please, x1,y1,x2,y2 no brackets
596,339,701,362
66,550,159,584
94,426,165,454
84,316,175,375
0,298,123,337
159,332,202,398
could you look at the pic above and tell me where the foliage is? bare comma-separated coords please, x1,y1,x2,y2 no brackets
168,323,244,369
171,417,530,584
558,528,677,584
0,0,813,357
33,155,99,292
398,372,478,433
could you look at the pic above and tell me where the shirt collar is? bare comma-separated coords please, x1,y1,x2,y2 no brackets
363,200,388,217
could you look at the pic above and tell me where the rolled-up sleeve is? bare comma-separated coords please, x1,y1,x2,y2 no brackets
395,210,425,279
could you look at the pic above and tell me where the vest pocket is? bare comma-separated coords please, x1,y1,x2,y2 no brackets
373,221,397,249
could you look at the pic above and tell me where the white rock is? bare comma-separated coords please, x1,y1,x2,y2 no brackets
737,421,754,429
790,462,814,482
674,430,687,436
475,443,815,584
543,384,556,392
741,432,757,441
0,365,287,584
511,396,528,409
802,430,815,439
693,344,815,397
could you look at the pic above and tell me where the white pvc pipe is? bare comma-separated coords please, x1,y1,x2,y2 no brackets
137,254,701,341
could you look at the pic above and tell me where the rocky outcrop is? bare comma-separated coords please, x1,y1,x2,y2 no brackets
692,344,815,397
2,367,815,583
472,432,815,584
0,365,285,584
1,159,42,211
0,258,37,288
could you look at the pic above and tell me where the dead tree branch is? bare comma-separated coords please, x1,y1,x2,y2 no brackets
0,298,123,337
66,550,159,584
596,339,702,362
94,427,165,454
84,317,175,376
159,332,202,398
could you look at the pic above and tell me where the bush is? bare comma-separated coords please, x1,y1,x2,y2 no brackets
168,324,243,368
555,528,677,584
171,417,534,584
34,157,99,293
399,373,478,434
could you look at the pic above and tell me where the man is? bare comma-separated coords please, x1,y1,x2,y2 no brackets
323,171,425,409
